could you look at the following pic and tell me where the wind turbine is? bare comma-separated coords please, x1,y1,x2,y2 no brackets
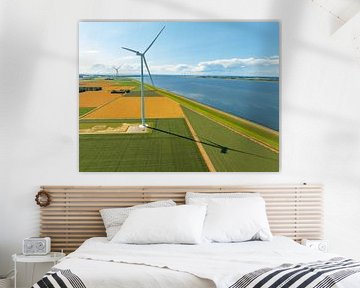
112,65,121,77
122,26,165,128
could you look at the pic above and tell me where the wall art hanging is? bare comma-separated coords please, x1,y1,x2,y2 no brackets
79,21,279,172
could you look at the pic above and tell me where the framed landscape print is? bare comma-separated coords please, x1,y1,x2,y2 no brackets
79,21,279,172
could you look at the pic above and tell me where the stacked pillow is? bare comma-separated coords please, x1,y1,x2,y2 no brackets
111,205,207,244
187,192,272,242
105,192,272,245
100,200,176,240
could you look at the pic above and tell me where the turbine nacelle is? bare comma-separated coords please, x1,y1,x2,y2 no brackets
121,47,142,56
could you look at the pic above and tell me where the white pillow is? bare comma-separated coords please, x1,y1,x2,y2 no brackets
111,205,207,244
186,192,259,205
202,197,272,243
100,200,176,240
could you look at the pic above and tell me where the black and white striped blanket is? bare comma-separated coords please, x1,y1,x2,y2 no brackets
229,257,360,288
32,258,360,288
32,268,86,288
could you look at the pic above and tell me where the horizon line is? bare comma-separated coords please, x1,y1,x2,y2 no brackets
79,73,280,78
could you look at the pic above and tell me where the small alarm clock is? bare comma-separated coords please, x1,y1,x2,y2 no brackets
301,239,328,252
23,237,51,255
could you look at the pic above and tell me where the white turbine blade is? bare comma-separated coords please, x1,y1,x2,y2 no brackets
122,47,139,54
143,26,165,54
143,57,154,87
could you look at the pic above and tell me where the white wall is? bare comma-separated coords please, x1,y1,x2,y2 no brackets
1,0,360,285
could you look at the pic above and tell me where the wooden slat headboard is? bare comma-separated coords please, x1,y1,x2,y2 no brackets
39,184,323,253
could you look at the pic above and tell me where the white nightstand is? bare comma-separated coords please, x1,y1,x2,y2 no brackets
12,252,65,288
301,239,328,252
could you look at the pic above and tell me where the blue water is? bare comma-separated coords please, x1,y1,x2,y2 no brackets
142,75,279,131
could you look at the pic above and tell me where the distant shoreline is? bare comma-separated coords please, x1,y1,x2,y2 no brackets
79,74,279,82
194,75,279,82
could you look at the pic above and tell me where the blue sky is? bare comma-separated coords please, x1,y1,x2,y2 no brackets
79,22,279,76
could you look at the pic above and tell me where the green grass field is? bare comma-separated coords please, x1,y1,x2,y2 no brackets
79,107,95,116
183,107,279,172
79,118,208,172
113,79,141,89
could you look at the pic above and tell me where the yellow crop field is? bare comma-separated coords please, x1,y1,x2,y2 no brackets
79,91,119,108
79,80,113,87
83,97,184,119
80,80,135,92
110,86,135,90
80,82,107,89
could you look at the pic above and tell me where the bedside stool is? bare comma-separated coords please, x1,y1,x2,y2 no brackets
301,239,328,252
12,252,65,288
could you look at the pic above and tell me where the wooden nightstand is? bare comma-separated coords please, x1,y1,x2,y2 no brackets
12,252,65,288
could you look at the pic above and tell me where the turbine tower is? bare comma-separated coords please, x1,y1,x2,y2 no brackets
112,65,121,77
122,26,165,128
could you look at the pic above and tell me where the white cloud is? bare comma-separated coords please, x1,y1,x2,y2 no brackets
88,64,111,74
193,57,279,73
151,57,279,75
151,64,193,73
80,56,279,76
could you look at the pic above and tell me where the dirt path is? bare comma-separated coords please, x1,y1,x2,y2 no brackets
183,113,216,172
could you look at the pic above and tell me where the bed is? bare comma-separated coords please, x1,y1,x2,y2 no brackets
33,236,360,288
33,185,360,288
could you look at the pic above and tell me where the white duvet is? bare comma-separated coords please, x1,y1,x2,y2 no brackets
54,237,360,288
